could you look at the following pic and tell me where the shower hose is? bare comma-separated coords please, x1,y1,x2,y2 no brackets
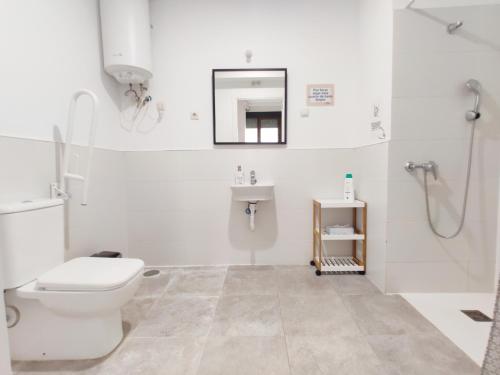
423,119,477,239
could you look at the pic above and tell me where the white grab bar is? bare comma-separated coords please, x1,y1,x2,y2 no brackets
61,89,99,206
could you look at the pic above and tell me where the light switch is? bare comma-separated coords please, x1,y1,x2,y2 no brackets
190,112,199,120
300,108,309,117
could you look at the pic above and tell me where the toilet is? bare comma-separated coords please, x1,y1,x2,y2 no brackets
0,199,144,361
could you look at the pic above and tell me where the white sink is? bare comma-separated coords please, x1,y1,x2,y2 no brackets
231,183,274,202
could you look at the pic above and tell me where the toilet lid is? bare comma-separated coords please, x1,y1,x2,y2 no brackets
36,257,144,292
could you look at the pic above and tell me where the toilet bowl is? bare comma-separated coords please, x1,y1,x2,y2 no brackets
6,257,144,360
0,199,144,361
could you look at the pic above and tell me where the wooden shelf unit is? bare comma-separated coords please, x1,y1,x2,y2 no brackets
311,199,367,275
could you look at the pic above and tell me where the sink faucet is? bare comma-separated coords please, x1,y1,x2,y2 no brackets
250,170,257,185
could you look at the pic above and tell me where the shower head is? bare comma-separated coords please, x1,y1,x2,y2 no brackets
465,79,481,121
466,79,481,95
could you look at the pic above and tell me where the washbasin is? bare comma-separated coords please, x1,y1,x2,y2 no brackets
231,183,274,202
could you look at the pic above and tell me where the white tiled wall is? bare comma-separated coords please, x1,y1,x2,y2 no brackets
0,136,128,260
124,148,360,266
0,133,390,291
356,142,389,291
123,144,391,283
386,5,500,293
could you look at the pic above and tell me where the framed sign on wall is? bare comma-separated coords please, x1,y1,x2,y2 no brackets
307,84,334,106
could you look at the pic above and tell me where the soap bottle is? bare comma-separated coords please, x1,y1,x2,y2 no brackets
235,165,245,185
344,173,354,202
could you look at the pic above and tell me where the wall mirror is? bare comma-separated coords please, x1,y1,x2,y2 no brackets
212,68,287,145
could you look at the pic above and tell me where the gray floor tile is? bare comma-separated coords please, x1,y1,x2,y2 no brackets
134,268,179,299
279,294,361,336
276,266,338,296
223,267,278,295
227,265,275,271
179,266,229,271
133,296,218,337
165,269,226,296
210,295,283,336
343,294,437,335
286,335,398,375
330,274,381,295
197,336,290,375
11,357,106,375
121,296,155,335
12,266,479,375
367,334,480,375
92,337,205,375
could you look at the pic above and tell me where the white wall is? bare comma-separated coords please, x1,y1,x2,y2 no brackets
116,0,395,270
0,0,388,152
386,4,500,292
0,0,122,150
0,136,128,260
125,148,359,265
0,0,128,258
358,0,394,145
118,0,366,150
117,0,389,267
356,142,389,291
2,0,498,305
0,1,126,366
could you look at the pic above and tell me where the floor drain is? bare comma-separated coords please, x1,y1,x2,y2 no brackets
461,310,492,322
143,269,161,278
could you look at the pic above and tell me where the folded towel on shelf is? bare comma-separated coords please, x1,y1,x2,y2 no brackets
326,225,354,235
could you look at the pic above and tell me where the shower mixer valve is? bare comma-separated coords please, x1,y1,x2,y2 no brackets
405,161,438,180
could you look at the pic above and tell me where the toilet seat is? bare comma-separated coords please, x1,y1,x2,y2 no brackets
6,257,144,360
36,257,144,292
13,257,144,317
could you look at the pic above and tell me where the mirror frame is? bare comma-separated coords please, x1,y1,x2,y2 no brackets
212,68,287,145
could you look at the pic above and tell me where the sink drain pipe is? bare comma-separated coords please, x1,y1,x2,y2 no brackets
245,202,257,231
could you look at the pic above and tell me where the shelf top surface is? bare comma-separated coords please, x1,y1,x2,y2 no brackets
314,199,365,208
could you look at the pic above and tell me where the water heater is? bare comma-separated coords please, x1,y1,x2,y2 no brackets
100,0,153,84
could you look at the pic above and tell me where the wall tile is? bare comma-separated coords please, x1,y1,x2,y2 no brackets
386,261,468,293
393,50,480,99
393,7,483,54
386,5,500,293
386,219,491,263
391,97,470,141
387,178,499,223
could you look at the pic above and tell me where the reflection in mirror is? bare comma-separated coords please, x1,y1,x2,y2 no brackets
213,69,287,144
